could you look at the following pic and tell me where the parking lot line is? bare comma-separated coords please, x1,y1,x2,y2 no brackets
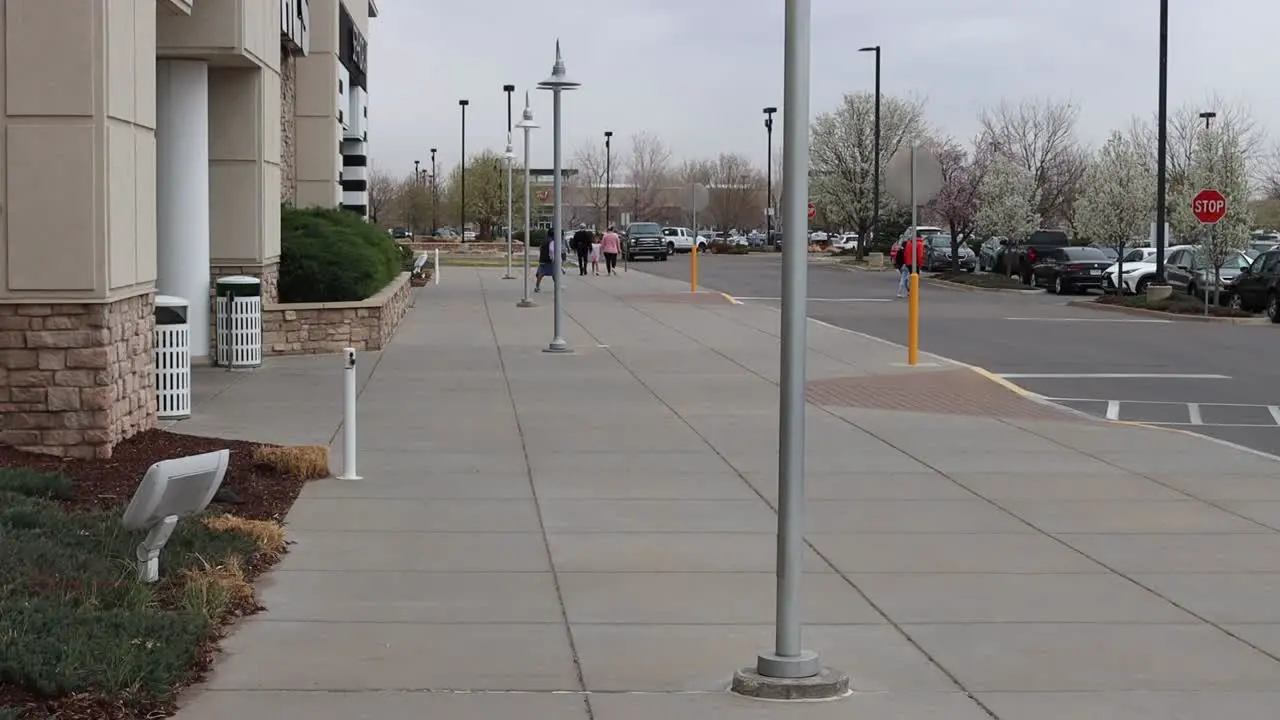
1187,402,1203,425
1270,406,1280,425
1105,400,1121,420
999,373,1232,380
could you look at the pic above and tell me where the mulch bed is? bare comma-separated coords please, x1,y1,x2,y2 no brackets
1094,292,1254,318
0,430,308,719
0,429,305,521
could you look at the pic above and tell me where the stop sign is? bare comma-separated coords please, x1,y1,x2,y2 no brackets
807,202,816,219
1192,188,1227,224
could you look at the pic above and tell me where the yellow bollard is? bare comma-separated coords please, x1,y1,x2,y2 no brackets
907,272,920,365
691,244,699,293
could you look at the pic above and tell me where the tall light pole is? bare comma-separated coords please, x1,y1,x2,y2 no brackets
411,160,421,233
430,147,438,235
604,130,613,230
732,0,848,700
537,41,579,354
503,84,517,279
459,99,469,239
763,107,777,245
859,45,881,258
1153,0,1169,288
516,93,539,308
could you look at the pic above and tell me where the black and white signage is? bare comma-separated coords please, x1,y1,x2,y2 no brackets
281,0,310,56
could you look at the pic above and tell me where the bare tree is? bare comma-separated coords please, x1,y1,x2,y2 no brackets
978,98,1087,225
923,136,984,268
571,141,609,228
1130,96,1264,200
367,166,396,226
810,91,928,255
706,153,764,231
626,132,672,221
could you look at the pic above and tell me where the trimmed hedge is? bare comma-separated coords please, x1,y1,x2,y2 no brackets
279,206,403,303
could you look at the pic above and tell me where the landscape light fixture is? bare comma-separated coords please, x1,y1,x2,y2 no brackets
515,92,539,308
122,450,230,583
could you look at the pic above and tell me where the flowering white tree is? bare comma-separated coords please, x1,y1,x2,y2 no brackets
1075,131,1154,291
1175,125,1253,304
810,92,928,251
924,136,984,268
975,156,1040,274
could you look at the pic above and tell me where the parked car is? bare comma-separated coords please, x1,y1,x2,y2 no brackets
831,233,859,252
1102,247,1169,294
922,234,976,272
1006,229,1071,284
1030,246,1113,294
390,227,412,239
745,230,766,246
624,222,668,261
1088,245,1119,261
661,227,707,254
1165,247,1257,299
1226,248,1280,321
978,237,1006,271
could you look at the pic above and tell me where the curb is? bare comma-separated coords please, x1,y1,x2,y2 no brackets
922,278,1042,295
1064,299,1272,325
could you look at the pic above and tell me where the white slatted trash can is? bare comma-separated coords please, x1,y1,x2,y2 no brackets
215,276,263,369
154,295,191,419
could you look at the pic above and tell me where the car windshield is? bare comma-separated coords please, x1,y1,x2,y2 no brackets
1222,252,1254,270
926,236,951,248
1094,247,1118,259
1062,247,1109,260
629,223,662,236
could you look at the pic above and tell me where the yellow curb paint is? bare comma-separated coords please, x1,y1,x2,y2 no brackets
720,292,744,305
967,365,1035,397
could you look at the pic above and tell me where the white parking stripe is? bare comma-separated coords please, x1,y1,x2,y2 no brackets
1187,403,1203,425
1271,406,1280,425
1105,400,1121,420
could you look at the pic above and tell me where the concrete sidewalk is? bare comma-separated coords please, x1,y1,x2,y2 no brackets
176,267,1280,719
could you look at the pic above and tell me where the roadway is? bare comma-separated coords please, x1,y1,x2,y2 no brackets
636,252,1280,456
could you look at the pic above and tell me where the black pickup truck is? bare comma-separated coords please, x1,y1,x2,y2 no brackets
996,229,1071,285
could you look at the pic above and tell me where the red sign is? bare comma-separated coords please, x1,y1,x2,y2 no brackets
1192,188,1227,224
807,202,816,219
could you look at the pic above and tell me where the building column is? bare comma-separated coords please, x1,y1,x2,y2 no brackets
156,59,211,357
341,138,368,216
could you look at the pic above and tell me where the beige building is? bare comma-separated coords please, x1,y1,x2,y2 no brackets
0,0,376,459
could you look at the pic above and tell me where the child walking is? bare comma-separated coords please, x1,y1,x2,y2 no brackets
590,235,602,276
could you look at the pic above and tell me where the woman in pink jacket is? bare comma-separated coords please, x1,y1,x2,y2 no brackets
599,225,622,276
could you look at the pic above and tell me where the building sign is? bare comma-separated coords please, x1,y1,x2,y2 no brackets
338,7,368,89
281,0,310,56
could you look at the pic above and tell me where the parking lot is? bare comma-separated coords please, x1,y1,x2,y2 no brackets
637,253,1280,455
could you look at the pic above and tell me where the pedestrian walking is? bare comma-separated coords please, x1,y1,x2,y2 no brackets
896,235,926,298
572,224,594,276
535,234,557,293
590,235,602,276
600,225,621,275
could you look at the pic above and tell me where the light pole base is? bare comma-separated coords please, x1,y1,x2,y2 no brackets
544,338,573,354
732,661,849,701
517,299,537,308
502,274,516,280
1145,283,1173,303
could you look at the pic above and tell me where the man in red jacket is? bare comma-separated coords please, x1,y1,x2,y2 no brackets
896,235,926,298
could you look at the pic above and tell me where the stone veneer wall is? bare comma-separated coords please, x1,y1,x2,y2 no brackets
0,294,156,458
263,273,412,355
280,48,298,206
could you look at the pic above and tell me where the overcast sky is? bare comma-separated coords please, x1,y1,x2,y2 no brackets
366,0,1275,176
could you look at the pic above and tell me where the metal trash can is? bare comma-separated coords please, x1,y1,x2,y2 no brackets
215,276,262,369
154,295,191,419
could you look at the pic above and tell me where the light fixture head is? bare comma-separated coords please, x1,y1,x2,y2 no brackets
459,99,469,106
858,45,879,53
430,147,437,154
763,106,777,114
505,133,516,159
537,40,581,90
605,130,613,138
515,91,540,129
503,84,516,93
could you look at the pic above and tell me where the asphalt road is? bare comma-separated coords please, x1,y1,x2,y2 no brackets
637,252,1280,456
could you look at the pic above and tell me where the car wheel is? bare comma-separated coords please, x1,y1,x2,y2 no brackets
1268,292,1279,323
1135,277,1151,294
1052,275,1064,295
1228,293,1244,311
667,241,676,254
698,243,707,253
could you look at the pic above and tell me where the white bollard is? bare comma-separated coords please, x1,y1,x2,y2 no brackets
434,248,440,285
337,347,361,480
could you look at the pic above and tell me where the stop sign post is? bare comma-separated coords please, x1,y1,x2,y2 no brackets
1192,189,1227,225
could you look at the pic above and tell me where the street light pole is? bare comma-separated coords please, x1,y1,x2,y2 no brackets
1199,110,1216,130
459,99,469,240
1154,0,1169,287
538,41,580,354
859,45,881,259
764,107,776,246
503,84,517,279
430,148,438,236
517,93,539,308
732,0,847,700
604,131,613,230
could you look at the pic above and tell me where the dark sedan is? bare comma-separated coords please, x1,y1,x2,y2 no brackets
1030,246,1113,294
922,235,976,272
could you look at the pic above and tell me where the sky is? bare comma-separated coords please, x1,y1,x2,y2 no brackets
366,0,1279,177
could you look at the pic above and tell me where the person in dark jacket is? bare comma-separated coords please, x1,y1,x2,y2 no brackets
572,225,594,276
535,234,557,293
